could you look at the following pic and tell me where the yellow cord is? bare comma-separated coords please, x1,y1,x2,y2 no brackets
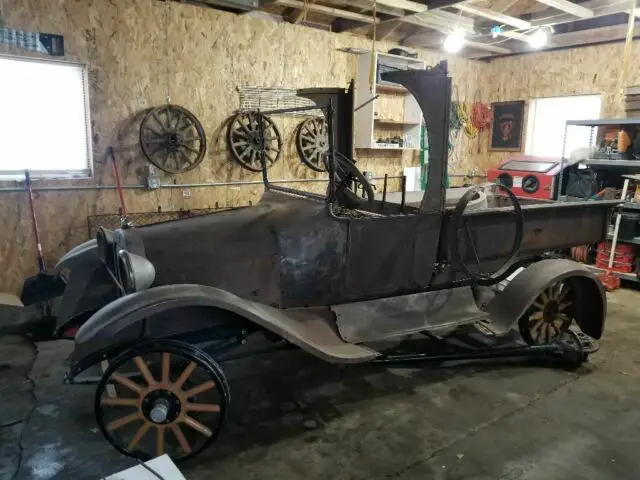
369,0,377,92
457,103,479,139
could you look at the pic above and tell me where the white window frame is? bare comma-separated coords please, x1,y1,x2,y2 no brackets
525,94,602,159
0,54,93,179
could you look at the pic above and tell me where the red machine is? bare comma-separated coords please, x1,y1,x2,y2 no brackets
487,155,564,200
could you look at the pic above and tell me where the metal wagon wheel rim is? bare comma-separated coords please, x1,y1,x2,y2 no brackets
296,117,328,172
140,105,207,174
521,281,574,345
227,112,282,172
95,341,228,461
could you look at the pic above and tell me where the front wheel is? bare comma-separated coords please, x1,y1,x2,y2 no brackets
518,280,574,345
95,340,229,461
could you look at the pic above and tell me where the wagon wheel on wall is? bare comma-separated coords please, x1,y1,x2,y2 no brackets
140,105,207,174
95,341,229,461
227,112,282,172
518,280,575,345
296,117,328,172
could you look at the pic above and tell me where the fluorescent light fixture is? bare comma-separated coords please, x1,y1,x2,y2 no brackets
444,29,466,53
527,29,548,48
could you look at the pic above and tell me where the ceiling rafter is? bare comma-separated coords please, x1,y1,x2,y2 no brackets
273,0,381,24
453,3,531,29
534,0,595,18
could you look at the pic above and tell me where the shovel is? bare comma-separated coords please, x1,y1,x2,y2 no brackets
19,170,66,307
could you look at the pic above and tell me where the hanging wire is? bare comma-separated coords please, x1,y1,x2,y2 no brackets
619,0,636,96
369,0,377,92
165,0,171,104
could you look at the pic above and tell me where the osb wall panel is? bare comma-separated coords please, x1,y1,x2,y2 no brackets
468,41,640,173
0,0,486,293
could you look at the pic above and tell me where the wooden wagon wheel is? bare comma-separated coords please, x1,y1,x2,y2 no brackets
227,112,282,172
296,117,328,172
140,105,207,174
518,280,574,345
95,341,229,461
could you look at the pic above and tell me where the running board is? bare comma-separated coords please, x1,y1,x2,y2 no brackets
332,287,488,343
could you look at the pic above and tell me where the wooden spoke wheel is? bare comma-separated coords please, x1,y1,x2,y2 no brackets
140,105,207,174
296,117,328,172
519,281,574,345
227,112,282,172
95,341,229,461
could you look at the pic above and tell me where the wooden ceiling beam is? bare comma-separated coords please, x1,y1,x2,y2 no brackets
533,0,595,19
402,23,510,53
531,0,637,26
453,3,531,29
273,0,381,23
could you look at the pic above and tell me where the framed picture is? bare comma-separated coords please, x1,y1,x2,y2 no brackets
489,101,525,151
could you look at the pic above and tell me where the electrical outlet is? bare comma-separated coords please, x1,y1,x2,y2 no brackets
182,188,191,197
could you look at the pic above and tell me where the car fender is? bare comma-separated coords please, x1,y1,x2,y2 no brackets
486,259,606,339
70,284,378,377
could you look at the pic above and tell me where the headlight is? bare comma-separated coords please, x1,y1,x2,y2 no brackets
116,249,155,294
96,227,115,266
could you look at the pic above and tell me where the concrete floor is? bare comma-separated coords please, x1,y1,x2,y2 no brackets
1,288,639,480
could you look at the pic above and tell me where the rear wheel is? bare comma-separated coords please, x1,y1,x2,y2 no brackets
518,280,574,345
95,340,229,461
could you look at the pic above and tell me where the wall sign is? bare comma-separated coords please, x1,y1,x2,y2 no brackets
489,100,525,152
0,28,64,56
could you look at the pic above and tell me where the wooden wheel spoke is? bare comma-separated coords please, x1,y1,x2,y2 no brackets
111,373,144,394
107,412,142,431
529,311,543,321
151,112,166,130
183,380,216,399
182,415,213,437
170,423,192,454
302,144,315,152
239,148,251,159
143,125,164,137
558,286,571,302
186,402,221,413
144,137,169,145
558,301,572,311
181,143,200,155
156,425,166,457
128,421,152,450
172,111,184,129
174,361,196,390
134,356,156,387
178,149,193,166
530,319,544,334
539,291,549,303
232,140,249,148
161,353,171,385
532,301,545,309
102,397,139,407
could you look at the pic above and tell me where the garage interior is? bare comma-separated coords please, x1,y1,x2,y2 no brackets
1,0,640,478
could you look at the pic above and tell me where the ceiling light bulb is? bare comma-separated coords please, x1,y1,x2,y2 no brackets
527,29,547,49
444,29,466,53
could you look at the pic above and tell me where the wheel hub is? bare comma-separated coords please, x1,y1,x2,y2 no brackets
141,389,181,424
543,300,559,321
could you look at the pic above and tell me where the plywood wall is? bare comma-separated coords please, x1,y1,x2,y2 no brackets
0,0,486,293
469,41,640,172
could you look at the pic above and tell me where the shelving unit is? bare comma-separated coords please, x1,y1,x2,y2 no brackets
354,52,425,150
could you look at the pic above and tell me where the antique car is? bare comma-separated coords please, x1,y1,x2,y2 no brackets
3,62,616,461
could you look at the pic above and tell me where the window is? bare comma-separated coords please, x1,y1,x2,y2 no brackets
525,95,602,158
0,55,92,178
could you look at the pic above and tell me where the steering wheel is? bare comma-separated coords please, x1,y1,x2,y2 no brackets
328,152,375,209
449,183,523,284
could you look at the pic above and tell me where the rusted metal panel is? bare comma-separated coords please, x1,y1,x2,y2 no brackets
333,286,487,343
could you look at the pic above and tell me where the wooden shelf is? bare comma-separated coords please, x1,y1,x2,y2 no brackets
376,84,407,94
374,118,421,126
